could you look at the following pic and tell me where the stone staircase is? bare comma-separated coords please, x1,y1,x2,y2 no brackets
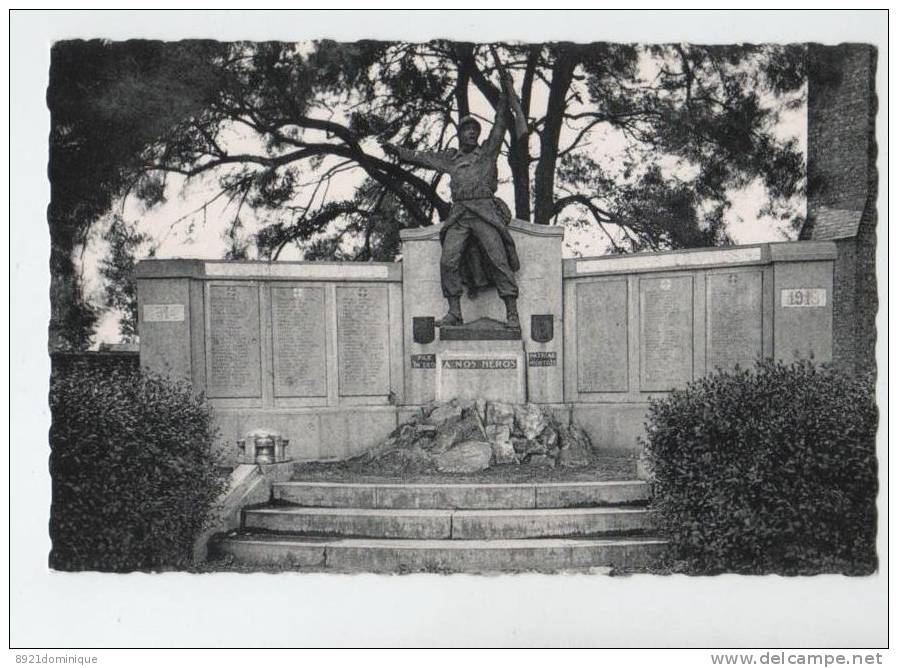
212,479,666,573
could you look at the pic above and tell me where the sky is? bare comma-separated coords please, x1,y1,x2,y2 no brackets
79,41,808,345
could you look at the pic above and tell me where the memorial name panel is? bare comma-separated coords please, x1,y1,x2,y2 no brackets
576,280,629,392
271,286,327,397
640,276,693,391
207,284,262,398
336,286,390,396
707,271,762,371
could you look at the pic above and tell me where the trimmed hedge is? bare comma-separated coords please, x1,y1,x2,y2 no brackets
49,366,228,571
643,359,877,575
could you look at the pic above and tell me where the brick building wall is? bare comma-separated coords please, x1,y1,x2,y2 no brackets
854,177,878,379
804,44,878,378
806,44,875,216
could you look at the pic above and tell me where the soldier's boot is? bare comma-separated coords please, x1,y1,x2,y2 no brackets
436,296,463,327
503,296,521,329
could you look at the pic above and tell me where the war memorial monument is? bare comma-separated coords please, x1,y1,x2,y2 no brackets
110,40,877,574
19,9,884,655
134,74,847,571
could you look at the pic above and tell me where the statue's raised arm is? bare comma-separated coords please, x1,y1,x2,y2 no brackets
481,89,509,158
490,46,529,140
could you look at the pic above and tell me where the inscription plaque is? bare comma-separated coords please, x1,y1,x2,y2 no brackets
707,272,762,371
577,246,762,274
640,276,693,391
336,286,390,396
781,288,826,307
207,284,262,398
144,303,185,322
205,262,390,280
577,280,629,392
528,351,557,367
436,349,525,403
411,354,436,369
271,286,327,397
442,358,517,370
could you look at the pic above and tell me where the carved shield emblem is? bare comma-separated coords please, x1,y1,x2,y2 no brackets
413,317,435,344
531,314,554,343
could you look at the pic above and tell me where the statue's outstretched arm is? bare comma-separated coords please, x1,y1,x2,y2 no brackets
381,140,449,172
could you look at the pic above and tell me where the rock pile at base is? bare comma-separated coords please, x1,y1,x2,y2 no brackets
353,399,597,475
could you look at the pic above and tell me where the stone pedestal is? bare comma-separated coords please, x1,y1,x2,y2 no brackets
436,322,526,403
440,316,520,341
400,219,565,405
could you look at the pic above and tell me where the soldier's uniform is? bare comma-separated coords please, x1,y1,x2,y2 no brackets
392,101,519,302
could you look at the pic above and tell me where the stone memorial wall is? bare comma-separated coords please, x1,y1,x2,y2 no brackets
136,260,404,463
563,241,836,451
137,238,837,461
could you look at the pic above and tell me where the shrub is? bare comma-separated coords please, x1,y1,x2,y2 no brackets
49,365,228,571
643,359,877,575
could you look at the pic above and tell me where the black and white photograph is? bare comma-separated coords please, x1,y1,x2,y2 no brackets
10,8,888,653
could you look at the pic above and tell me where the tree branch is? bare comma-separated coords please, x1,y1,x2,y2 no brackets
552,193,624,252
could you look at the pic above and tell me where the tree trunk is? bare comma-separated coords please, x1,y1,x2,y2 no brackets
506,46,540,222
533,50,576,225
510,46,540,221
455,63,470,119
507,132,530,222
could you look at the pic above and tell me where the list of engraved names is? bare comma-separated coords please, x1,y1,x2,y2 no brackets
336,286,390,396
707,272,762,371
272,286,327,397
208,284,262,398
640,276,693,391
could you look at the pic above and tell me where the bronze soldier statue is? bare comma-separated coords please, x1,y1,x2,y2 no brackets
381,73,527,329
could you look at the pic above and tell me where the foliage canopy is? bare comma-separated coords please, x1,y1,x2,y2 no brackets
49,39,807,343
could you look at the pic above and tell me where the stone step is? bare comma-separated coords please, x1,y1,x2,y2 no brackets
244,506,656,540
213,535,667,572
274,480,651,509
